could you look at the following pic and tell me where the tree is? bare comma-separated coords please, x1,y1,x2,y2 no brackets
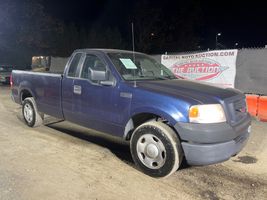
132,0,203,54
0,0,63,65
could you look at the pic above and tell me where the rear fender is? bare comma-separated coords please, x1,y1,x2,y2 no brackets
19,81,36,103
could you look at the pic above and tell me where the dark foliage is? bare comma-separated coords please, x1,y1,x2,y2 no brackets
0,0,203,66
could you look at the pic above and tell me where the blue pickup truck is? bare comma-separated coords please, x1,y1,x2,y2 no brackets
11,49,251,177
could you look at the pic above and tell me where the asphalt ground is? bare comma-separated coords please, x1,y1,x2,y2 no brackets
0,85,266,200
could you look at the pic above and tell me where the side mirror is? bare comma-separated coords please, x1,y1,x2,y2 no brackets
100,80,115,86
89,68,107,81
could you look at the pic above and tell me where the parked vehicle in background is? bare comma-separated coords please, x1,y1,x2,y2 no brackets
11,49,251,178
0,65,13,84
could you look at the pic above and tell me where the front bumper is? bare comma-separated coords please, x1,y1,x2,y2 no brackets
174,114,251,165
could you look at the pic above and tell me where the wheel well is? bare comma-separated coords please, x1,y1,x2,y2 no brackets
125,113,168,140
20,90,33,103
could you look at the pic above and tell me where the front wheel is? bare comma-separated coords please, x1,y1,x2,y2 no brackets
22,97,43,127
130,121,183,178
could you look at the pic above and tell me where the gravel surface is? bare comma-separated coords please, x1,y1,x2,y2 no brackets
0,85,266,200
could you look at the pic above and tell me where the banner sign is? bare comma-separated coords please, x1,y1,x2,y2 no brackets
161,50,238,88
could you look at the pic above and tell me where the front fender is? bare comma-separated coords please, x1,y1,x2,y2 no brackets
129,106,187,126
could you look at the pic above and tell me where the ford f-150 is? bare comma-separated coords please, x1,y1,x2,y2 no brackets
11,49,251,177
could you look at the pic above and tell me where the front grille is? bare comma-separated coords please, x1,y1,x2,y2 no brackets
224,95,247,125
233,98,247,121
234,132,248,144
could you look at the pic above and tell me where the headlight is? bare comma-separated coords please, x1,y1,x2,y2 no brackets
189,104,226,123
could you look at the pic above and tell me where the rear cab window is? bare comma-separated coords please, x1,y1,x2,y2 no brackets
67,53,83,77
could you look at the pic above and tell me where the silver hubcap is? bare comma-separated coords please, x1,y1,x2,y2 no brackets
24,103,33,123
136,134,166,169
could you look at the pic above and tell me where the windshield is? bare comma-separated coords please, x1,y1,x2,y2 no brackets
0,66,12,72
108,52,176,81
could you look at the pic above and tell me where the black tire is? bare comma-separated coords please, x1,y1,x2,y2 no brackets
130,121,183,178
22,97,43,127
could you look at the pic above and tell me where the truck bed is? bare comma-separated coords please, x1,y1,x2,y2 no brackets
12,70,64,119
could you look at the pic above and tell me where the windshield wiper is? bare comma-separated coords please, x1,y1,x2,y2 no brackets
164,75,177,79
136,75,167,80
153,76,169,80
154,75,177,80
132,75,176,80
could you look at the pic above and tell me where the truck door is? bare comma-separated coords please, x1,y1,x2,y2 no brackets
63,53,125,137
61,52,84,122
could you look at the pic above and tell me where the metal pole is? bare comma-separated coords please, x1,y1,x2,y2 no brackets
215,33,221,49
215,35,217,49
131,22,135,54
131,22,137,87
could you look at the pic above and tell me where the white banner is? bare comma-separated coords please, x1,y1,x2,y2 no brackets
161,50,238,88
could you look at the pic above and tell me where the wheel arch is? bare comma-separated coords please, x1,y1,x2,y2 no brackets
123,108,179,141
18,80,37,104
20,88,34,104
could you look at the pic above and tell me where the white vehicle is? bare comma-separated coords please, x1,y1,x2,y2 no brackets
0,65,12,84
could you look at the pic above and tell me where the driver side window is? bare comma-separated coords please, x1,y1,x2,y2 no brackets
81,54,106,83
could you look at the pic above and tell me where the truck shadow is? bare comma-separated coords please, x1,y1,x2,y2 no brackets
47,122,190,171
47,123,135,166
0,84,10,88
15,113,135,166
17,114,190,171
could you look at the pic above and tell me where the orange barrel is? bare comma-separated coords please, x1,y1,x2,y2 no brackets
258,96,267,122
246,94,259,117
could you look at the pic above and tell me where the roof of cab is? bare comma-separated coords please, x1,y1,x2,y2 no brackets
73,48,145,55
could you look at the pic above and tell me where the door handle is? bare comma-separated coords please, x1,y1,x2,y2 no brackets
73,85,82,95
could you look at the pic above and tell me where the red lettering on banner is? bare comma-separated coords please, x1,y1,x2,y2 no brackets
171,59,228,81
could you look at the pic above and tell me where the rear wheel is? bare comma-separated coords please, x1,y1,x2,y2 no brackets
22,97,43,127
130,121,183,178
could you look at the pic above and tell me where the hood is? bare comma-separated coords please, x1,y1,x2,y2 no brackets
135,79,242,104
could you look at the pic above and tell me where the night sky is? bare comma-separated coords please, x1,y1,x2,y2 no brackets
43,0,267,49
44,0,133,28
202,1,267,48
36,0,267,50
